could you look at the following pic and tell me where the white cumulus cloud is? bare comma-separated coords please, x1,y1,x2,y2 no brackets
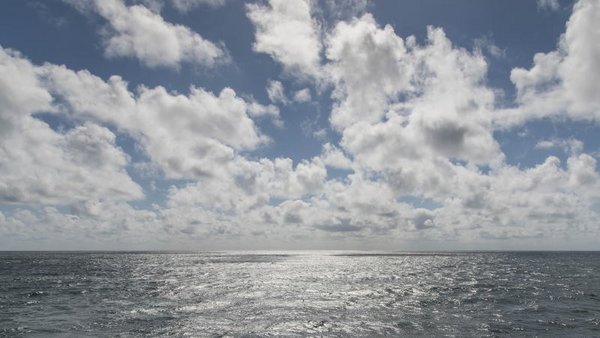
498,0,600,127
0,48,143,205
247,0,322,80
71,0,227,68
44,64,274,179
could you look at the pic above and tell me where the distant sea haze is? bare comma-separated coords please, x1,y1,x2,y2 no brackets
1,251,599,336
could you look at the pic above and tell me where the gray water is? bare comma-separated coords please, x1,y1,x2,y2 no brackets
1,251,599,337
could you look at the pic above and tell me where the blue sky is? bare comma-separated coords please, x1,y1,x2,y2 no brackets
0,0,599,250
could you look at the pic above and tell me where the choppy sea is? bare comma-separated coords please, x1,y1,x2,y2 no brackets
1,251,599,337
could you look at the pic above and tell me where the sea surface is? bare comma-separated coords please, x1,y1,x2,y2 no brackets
1,251,599,337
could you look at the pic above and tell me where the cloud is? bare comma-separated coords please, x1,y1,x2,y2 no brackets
167,156,327,210
326,16,502,168
170,0,226,12
0,201,160,246
473,36,505,59
537,0,560,11
0,48,143,205
535,137,584,154
325,14,411,129
293,88,312,103
247,100,283,127
44,64,274,179
0,45,310,242
247,0,322,80
320,143,352,169
156,156,329,239
266,79,289,104
2,1,600,249
315,222,362,232
413,209,435,230
498,0,600,126
437,154,600,239
319,0,368,22
70,0,227,68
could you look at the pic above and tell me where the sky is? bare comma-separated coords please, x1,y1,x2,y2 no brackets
0,0,599,251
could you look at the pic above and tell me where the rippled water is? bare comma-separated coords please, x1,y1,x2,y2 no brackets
1,251,599,337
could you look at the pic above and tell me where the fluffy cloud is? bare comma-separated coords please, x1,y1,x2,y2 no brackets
327,16,502,171
154,155,331,239
437,154,600,240
325,14,412,128
0,201,161,247
247,100,282,127
167,156,327,210
72,0,227,68
498,0,600,126
247,0,322,79
320,143,352,169
44,64,273,179
0,45,303,242
0,48,143,205
1,1,599,249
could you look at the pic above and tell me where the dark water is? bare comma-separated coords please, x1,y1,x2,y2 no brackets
1,251,599,337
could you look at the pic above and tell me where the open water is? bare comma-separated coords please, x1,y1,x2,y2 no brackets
1,251,599,337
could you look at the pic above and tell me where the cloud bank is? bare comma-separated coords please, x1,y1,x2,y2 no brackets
0,0,599,249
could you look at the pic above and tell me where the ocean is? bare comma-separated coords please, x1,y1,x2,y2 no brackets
1,251,599,337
